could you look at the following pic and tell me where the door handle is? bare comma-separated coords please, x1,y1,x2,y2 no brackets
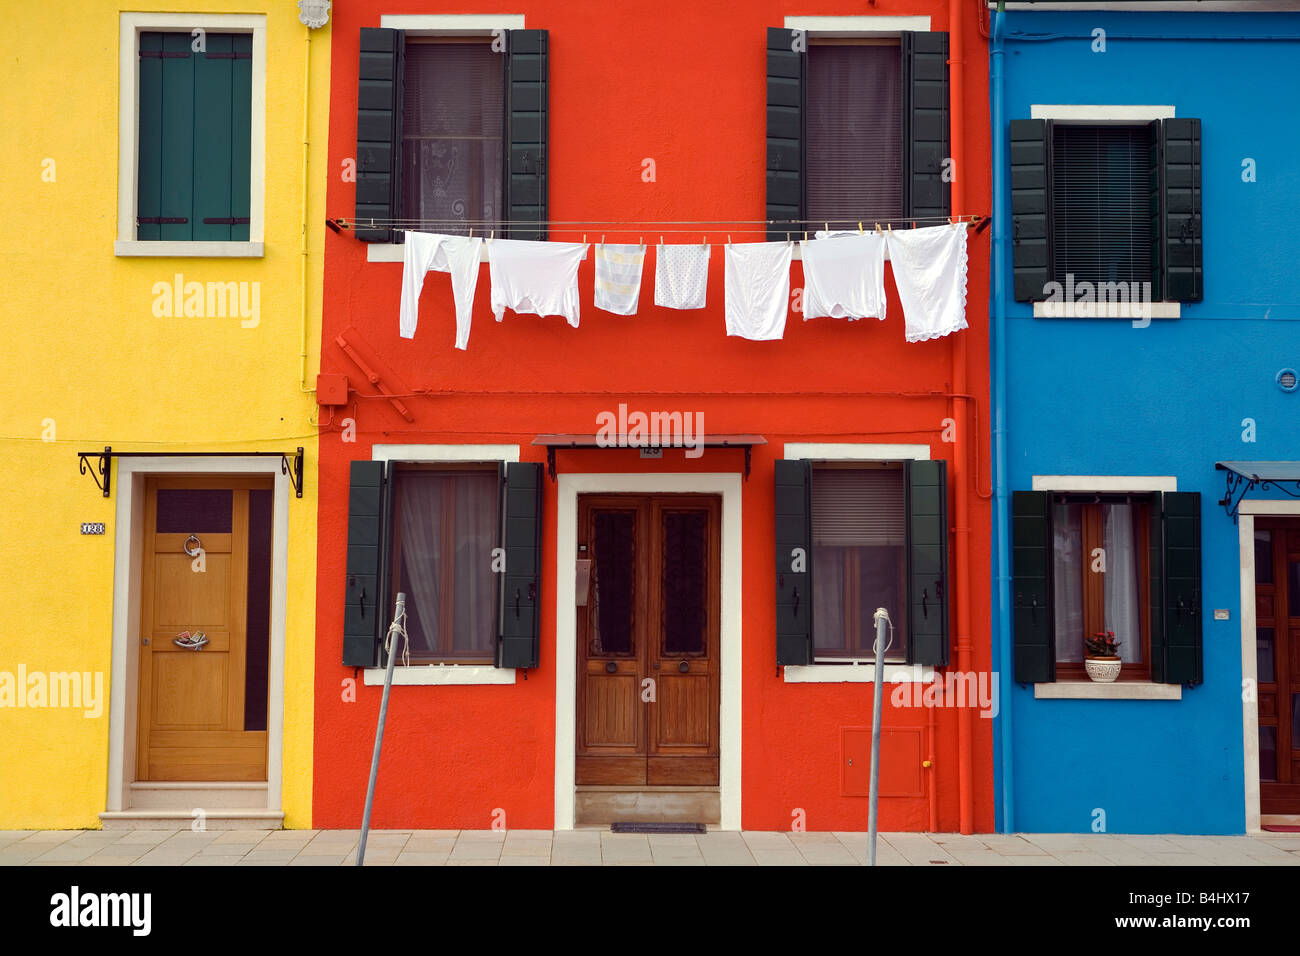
678,660,689,674
183,534,202,557
605,661,617,674
173,630,208,650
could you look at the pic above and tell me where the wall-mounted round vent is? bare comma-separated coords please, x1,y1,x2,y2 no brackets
1279,368,1298,393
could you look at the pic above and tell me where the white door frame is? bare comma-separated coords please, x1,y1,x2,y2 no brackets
1238,500,1300,832
554,473,743,830
104,457,291,811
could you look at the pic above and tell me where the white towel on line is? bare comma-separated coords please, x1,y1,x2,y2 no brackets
654,244,710,310
594,243,646,315
724,241,793,341
800,233,887,322
400,231,483,350
488,238,588,328
886,224,969,343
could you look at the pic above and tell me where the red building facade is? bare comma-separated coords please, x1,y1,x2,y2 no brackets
314,0,993,833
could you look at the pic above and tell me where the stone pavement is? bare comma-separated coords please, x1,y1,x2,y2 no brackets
2,828,1299,865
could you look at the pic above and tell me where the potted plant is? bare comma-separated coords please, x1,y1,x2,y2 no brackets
1084,630,1122,683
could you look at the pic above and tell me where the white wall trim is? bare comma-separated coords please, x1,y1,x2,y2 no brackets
784,15,931,34
555,473,743,830
118,14,267,246
784,664,933,684
783,442,930,461
1031,475,1178,492
1240,500,1300,516
1033,681,1182,700
1030,104,1175,122
115,241,264,259
105,456,289,814
1239,513,1261,833
363,666,515,686
1034,301,1181,320
371,443,520,463
380,14,525,33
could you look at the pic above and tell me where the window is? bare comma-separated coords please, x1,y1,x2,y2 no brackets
136,32,252,241
811,464,907,661
1050,495,1151,680
387,465,499,662
806,41,902,225
401,38,504,233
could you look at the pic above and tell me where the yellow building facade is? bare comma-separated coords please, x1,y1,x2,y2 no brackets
0,2,330,828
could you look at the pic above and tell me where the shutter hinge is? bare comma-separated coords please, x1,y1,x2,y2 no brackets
140,50,191,58
205,52,252,60
202,217,251,225
137,217,189,225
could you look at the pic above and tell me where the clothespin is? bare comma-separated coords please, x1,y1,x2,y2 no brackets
702,235,706,248
728,235,732,245
803,230,808,241
824,222,829,234
874,222,882,235
489,229,494,242
601,234,606,244
858,222,864,235
583,233,587,244
660,235,664,246
887,223,893,235
469,226,473,238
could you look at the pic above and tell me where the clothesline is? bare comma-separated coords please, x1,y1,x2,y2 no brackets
327,214,986,237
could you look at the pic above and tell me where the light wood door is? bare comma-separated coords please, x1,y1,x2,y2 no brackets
576,495,720,786
1257,518,1300,813
136,477,271,781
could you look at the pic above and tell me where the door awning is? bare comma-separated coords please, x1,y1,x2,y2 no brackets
1215,461,1300,520
532,434,766,481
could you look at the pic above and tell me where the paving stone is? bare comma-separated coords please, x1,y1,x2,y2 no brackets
291,855,351,866
752,850,809,866
394,852,451,866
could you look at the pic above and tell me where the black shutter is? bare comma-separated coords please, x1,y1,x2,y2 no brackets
1160,117,1203,302
766,28,804,241
506,30,548,241
1156,491,1203,685
906,459,949,666
354,27,404,242
1012,491,1054,683
498,461,543,669
1147,120,1163,296
343,460,387,666
1010,118,1052,302
901,31,950,222
775,459,813,666
1148,492,1165,679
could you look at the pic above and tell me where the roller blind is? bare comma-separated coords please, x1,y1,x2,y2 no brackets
812,467,905,547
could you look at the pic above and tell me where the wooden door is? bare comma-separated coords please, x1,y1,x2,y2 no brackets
576,494,720,786
1256,518,1300,813
136,477,272,781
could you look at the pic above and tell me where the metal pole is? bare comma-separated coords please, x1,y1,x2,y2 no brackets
868,608,889,866
356,592,404,866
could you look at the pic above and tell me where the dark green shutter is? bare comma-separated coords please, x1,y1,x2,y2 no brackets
1156,492,1203,685
901,31,950,222
1160,118,1203,302
354,27,404,242
766,28,804,241
775,459,813,666
137,33,166,241
343,460,387,667
1012,491,1054,683
1010,119,1052,301
506,30,548,241
228,34,252,242
906,460,949,666
498,462,543,669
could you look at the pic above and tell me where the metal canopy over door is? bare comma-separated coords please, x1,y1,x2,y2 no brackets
136,476,272,782
1256,517,1300,814
576,494,721,786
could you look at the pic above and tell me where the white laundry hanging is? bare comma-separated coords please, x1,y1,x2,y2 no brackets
885,223,969,343
488,238,588,328
724,241,793,341
594,243,646,315
800,233,887,322
400,231,484,350
654,244,710,310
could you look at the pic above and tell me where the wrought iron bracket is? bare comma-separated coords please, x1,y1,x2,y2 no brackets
1217,464,1300,523
282,447,304,498
78,446,112,498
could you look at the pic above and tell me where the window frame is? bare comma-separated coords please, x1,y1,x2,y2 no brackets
116,13,266,258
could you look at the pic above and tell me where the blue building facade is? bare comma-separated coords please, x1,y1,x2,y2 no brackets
990,6,1300,834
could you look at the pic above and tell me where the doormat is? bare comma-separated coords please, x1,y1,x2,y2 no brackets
1262,825,1300,832
610,822,707,834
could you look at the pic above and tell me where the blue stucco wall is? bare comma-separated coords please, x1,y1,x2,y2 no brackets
993,11,1300,833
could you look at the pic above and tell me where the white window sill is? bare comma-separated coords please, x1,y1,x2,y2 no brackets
784,663,933,684
115,240,264,258
1033,681,1181,700
1033,301,1180,319
363,665,515,686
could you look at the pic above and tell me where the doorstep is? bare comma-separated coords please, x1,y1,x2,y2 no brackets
98,809,284,830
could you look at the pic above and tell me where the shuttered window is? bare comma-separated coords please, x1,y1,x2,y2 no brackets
806,42,903,225
1050,124,1152,287
401,40,504,234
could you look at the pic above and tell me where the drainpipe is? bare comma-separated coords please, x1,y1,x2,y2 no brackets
299,27,315,395
948,0,974,836
990,0,1014,833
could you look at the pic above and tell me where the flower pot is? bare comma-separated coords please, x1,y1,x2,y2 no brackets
1085,657,1122,683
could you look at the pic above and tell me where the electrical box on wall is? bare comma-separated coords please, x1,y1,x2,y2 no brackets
317,373,348,406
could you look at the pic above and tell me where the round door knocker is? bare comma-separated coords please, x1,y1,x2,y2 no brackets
183,534,203,556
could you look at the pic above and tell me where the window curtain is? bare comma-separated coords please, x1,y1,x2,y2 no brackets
452,473,497,654
396,474,443,655
1103,503,1142,663
1053,501,1084,663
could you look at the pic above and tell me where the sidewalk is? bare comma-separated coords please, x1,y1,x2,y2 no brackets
3,828,1299,866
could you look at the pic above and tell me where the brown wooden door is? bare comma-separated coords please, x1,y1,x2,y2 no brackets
136,477,271,782
576,494,720,786
1256,518,1300,813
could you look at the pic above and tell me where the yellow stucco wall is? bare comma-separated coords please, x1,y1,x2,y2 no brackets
0,3,330,828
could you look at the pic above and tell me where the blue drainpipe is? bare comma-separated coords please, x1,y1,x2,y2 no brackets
990,0,1014,834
